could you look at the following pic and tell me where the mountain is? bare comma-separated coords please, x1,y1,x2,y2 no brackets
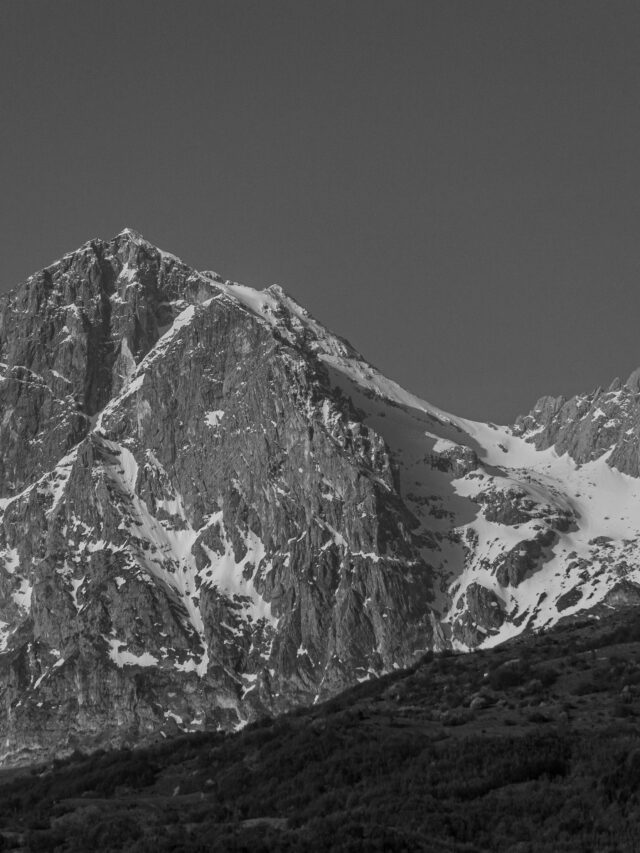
1,228,640,764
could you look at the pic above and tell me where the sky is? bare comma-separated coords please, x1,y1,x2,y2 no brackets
2,1,640,423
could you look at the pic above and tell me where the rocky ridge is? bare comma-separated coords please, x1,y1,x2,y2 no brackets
1,229,640,763
514,371,640,475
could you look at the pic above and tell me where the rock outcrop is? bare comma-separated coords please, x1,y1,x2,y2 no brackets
514,373,640,476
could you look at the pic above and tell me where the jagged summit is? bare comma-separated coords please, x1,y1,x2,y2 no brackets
13,229,314,337
116,226,146,240
111,227,185,264
626,366,640,392
515,365,640,476
2,232,640,764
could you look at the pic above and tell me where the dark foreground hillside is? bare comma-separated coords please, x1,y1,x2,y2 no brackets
2,612,640,852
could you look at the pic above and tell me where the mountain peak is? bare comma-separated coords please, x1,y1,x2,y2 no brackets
110,227,183,267
625,366,640,393
115,226,147,243
265,283,288,299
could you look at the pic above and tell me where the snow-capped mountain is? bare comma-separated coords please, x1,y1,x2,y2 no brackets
1,228,639,763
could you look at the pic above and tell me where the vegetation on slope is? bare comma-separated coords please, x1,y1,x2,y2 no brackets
2,611,640,851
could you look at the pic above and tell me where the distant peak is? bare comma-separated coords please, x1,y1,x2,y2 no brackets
265,283,307,314
116,227,147,243
111,228,183,265
625,367,640,393
265,283,290,300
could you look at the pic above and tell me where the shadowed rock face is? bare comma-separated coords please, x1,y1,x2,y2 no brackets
0,230,210,497
1,229,640,764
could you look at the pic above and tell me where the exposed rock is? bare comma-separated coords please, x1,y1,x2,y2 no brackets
430,444,479,477
477,488,537,526
450,583,505,646
495,529,556,588
556,588,583,613
602,581,640,609
514,374,640,476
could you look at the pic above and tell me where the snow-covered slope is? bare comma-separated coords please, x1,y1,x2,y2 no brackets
311,338,640,647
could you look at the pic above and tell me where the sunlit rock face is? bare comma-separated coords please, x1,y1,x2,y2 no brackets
513,372,640,476
2,229,640,764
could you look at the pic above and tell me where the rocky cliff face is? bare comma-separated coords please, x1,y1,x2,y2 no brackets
1,228,640,764
513,372,640,476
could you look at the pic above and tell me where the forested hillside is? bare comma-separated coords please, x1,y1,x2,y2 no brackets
2,610,640,851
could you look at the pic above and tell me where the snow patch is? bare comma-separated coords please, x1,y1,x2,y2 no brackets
205,410,225,428
107,638,159,668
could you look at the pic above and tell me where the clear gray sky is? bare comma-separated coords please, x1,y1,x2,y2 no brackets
2,1,640,423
